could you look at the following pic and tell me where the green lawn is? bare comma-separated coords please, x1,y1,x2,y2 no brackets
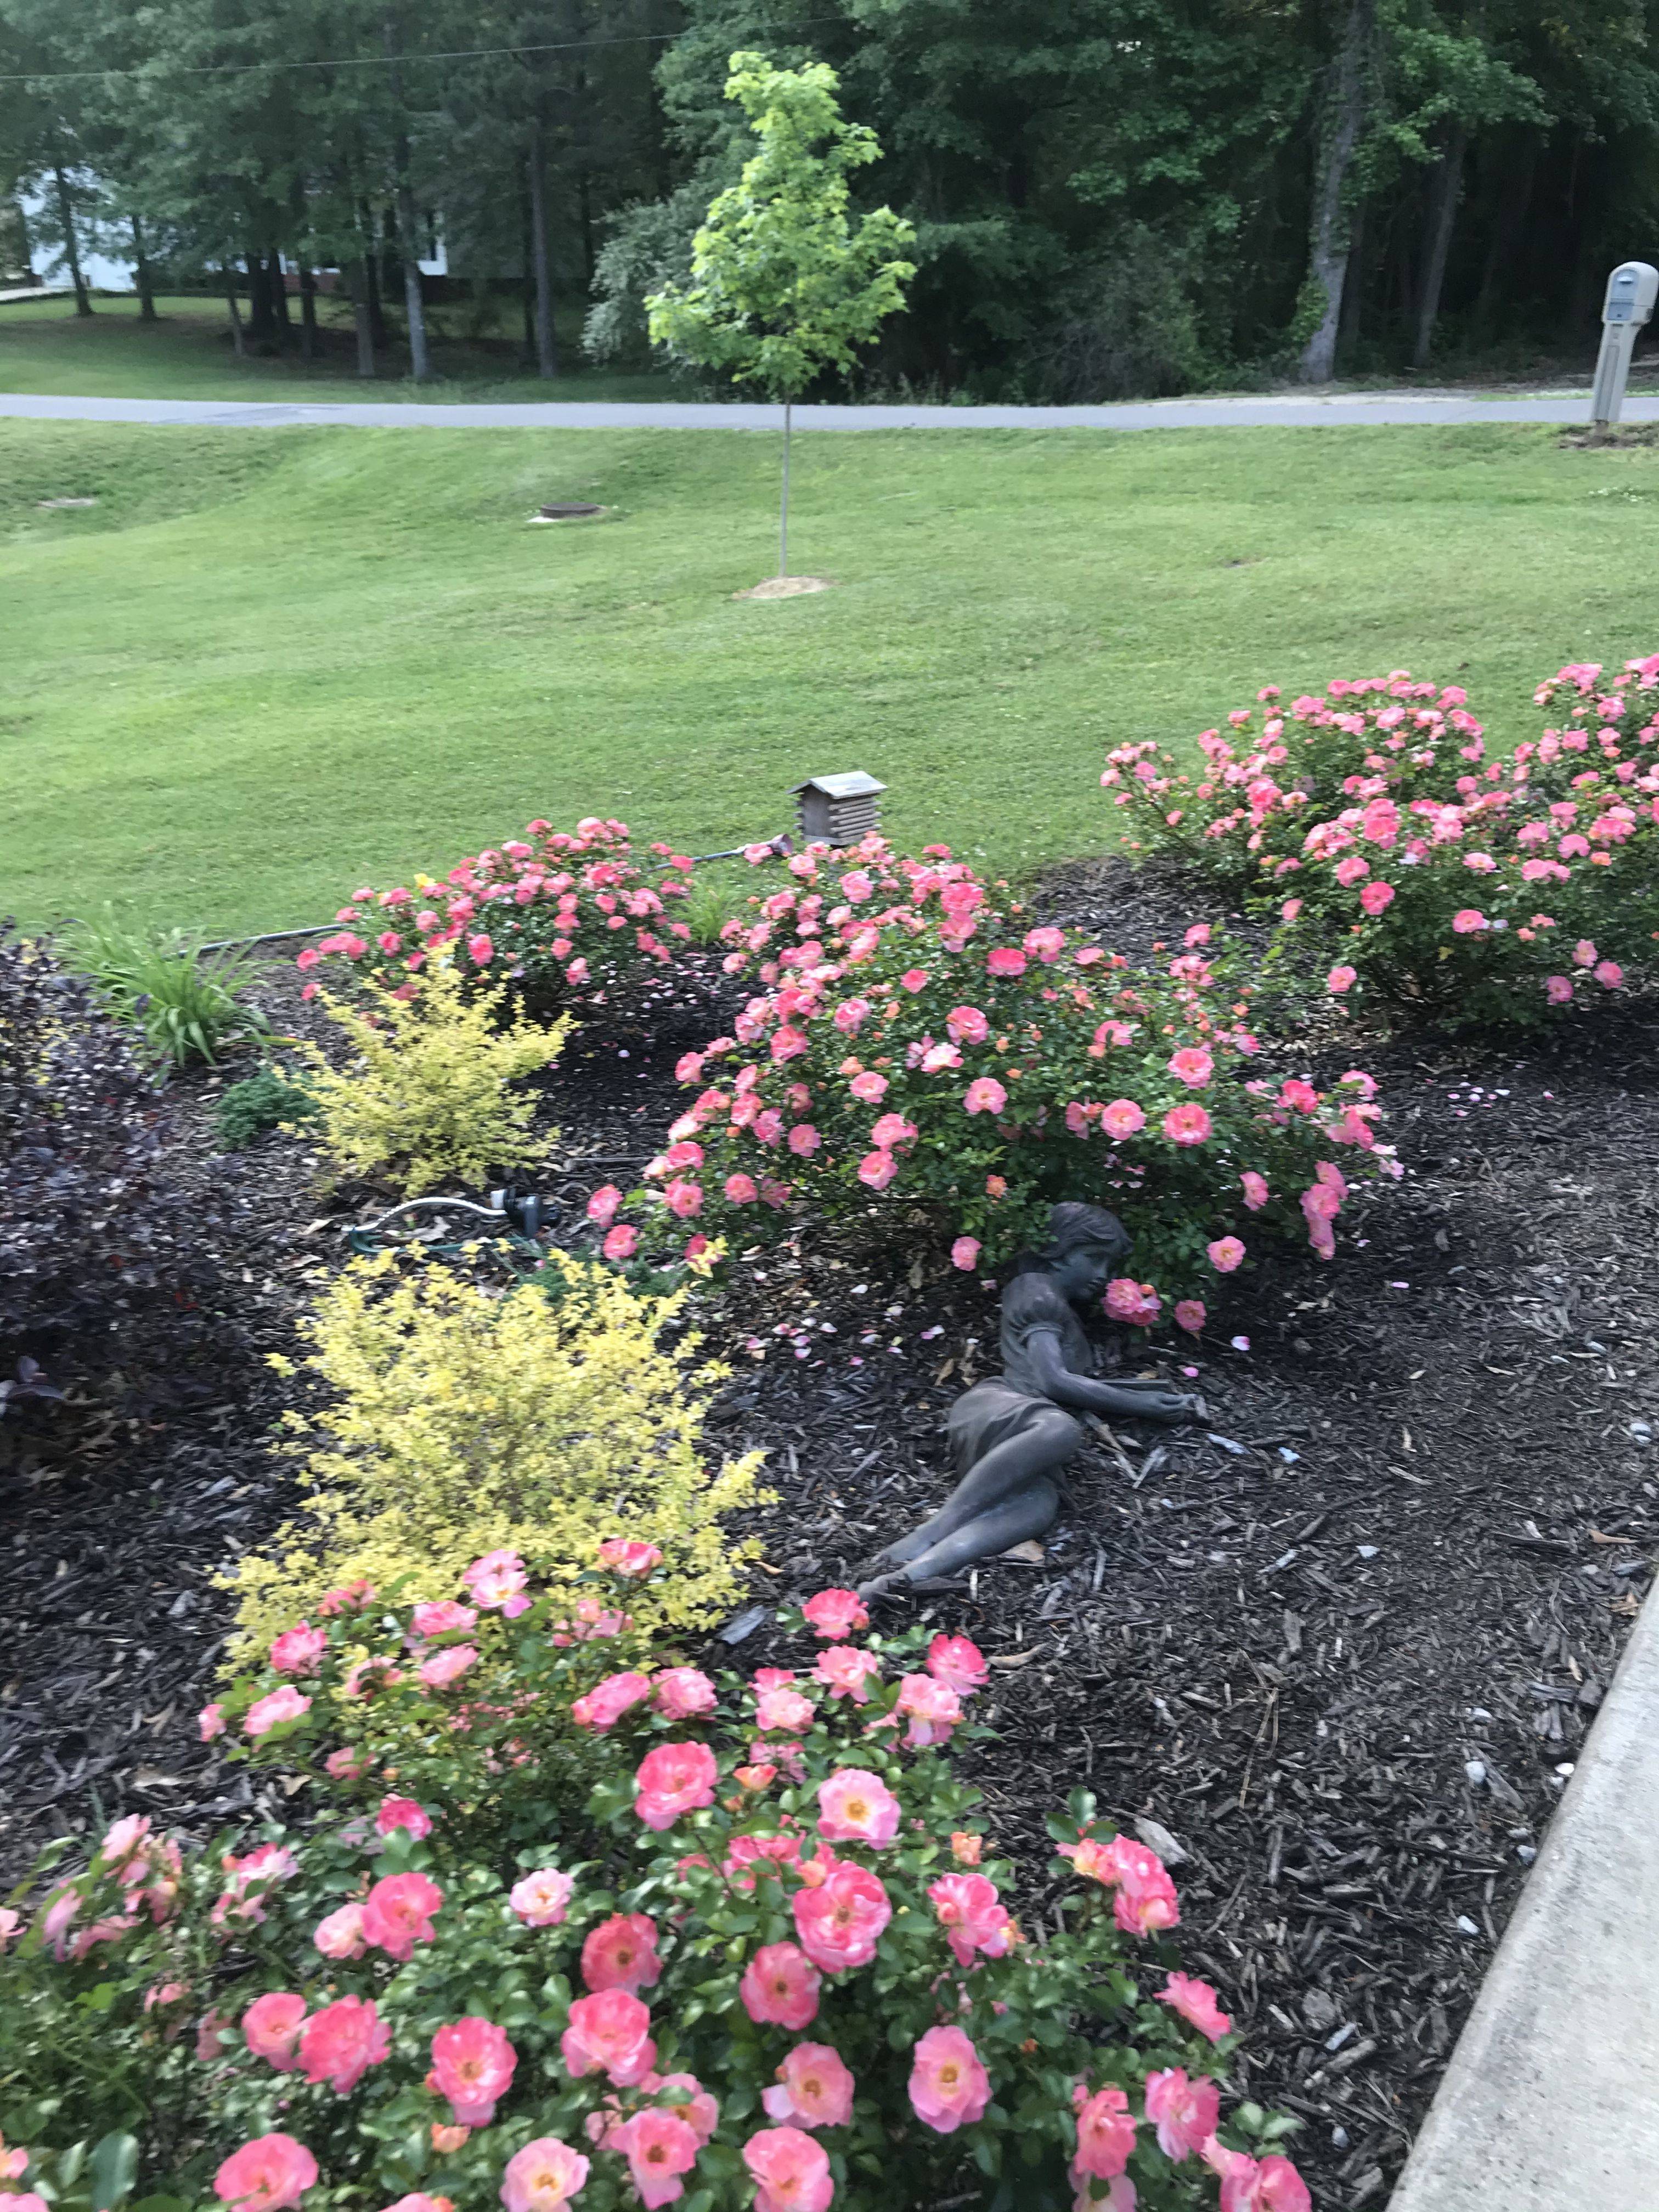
5,416,1659,939
0,291,672,403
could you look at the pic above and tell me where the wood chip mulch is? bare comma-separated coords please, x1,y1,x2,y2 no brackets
5,880,1657,2212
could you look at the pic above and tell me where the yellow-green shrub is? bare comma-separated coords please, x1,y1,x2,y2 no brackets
298,962,566,1195
226,1250,766,1661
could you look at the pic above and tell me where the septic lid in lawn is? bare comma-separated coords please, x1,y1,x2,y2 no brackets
535,500,605,519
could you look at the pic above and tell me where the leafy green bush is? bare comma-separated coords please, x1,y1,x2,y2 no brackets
71,910,268,1069
215,1066,320,1150
0,1564,1310,2211
224,1248,765,1660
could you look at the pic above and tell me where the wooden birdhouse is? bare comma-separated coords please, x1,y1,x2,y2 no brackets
790,771,886,847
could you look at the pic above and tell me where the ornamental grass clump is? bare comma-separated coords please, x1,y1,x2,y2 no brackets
0,1558,1311,2211
1102,656,1659,1026
300,815,695,1008
298,961,566,1196
587,841,1395,1312
224,1250,764,1660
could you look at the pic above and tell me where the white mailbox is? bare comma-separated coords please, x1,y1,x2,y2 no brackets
1592,262,1659,427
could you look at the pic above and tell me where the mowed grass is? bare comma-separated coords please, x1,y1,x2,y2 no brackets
0,291,672,402
5,417,1659,938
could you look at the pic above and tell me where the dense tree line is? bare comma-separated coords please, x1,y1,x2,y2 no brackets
4,0,1659,391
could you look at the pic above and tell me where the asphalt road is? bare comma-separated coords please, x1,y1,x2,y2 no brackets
2,388,1656,431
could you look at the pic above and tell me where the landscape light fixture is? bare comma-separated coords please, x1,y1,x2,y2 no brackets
1592,262,1659,429
791,771,886,847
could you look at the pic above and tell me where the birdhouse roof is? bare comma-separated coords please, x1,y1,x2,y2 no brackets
788,771,887,799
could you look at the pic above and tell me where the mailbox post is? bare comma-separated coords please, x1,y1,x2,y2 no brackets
1591,261,1659,428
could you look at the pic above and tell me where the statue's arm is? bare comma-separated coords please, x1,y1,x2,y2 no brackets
1025,1329,1203,1426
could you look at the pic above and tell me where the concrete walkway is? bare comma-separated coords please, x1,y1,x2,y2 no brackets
3,388,1658,432
1387,1577,1659,2210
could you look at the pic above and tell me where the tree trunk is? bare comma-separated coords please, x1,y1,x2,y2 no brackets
245,250,278,343
52,165,92,315
385,13,433,382
359,201,389,348
224,267,245,357
298,264,319,359
1475,135,1537,332
130,215,157,319
527,113,558,378
1298,0,1374,383
1413,125,1466,370
271,247,294,345
520,191,537,366
1337,200,1367,357
348,258,377,377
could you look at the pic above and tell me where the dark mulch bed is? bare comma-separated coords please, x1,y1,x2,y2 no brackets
6,883,1658,2212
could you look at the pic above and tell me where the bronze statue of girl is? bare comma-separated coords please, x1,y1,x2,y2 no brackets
857,1203,1205,1599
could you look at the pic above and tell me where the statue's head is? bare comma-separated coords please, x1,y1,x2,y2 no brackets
1038,1202,1132,1303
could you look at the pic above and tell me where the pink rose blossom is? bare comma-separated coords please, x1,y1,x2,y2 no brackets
1240,1171,1269,1209
499,2137,590,2212
617,2109,700,2210
462,1548,532,1615
929,1872,1016,1966
950,1235,981,1270
635,1740,718,1830
900,968,928,991
870,1111,917,1149
1202,2141,1313,2212
213,2135,318,2212
572,1670,654,1731
510,1867,575,1926
787,1123,821,1156
300,1995,390,2095
986,947,1026,977
431,2016,517,2124
1104,1279,1161,1326
242,1991,307,2070
1594,958,1624,989
741,1941,822,2028
1359,880,1395,915
1167,1047,1214,1088
561,1989,657,2086
1545,974,1573,1004
1159,1972,1232,2041
856,1149,899,1190
802,1588,868,1640
756,1683,816,1734
1450,910,1486,935
762,2042,856,2129
362,1870,442,1960
895,1671,962,1747
410,1599,477,1638
1575,938,1598,966
814,1645,882,1702
1101,1098,1146,1137
909,2024,991,2134
921,1639,978,1699
375,1796,433,1841
1161,1102,1211,1145
587,1184,622,1228
653,1667,718,1719
199,1701,226,1740
1144,2068,1220,2162
313,1901,366,1960
724,1172,759,1203
664,1177,703,1218
604,1223,639,1260
418,1644,478,1690
793,1864,892,1972
963,1076,1007,1115
1207,1235,1245,1274
1175,1297,1206,1334
946,1004,990,1043
467,934,494,965
582,1912,663,1994
848,1070,888,1103
269,1622,326,1675
817,1767,901,1845
1074,2083,1137,2177
599,1538,664,1577
1325,964,1358,992
743,2128,834,2212
245,1685,311,1739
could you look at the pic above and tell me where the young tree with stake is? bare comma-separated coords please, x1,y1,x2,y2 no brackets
646,52,914,584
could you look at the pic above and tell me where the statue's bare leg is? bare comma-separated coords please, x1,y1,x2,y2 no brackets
858,1408,1079,1594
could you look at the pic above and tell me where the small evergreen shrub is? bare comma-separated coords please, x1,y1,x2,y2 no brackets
297,962,566,1196
215,1066,321,1150
224,1250,765,1659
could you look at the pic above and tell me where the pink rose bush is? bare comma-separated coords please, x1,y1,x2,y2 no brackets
1102,658,1659,1026
0,1567,1306,2211
596,838,1391,1301
299,816,695,1008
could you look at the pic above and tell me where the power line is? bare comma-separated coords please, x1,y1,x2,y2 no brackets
0,18,845,88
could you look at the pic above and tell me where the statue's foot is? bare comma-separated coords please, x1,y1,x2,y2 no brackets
855,1567,912,1606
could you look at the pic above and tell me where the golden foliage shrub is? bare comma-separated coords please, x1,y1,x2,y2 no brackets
299,962,566,1195
227,1251,766,1659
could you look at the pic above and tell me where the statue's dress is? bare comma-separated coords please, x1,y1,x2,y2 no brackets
945,1267,1093,1474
